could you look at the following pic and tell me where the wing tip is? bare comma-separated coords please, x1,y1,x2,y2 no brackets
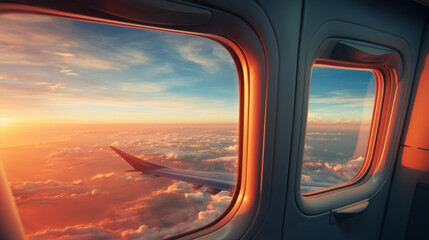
110,146,126,157
110,146,165,171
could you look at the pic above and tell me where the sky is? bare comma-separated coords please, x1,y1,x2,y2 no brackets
307,66,376,126
0,14,240,239
0,13,380,238
301,66,377,192
0,14,238,124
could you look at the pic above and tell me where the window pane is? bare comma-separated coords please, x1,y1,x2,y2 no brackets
301,66,376,194
0,14,239,239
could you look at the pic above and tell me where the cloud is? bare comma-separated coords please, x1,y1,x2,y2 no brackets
0,74,65,101
0,14,239,123
18,177,233,239
0,74,62,89
306,132,343,136
203,156,237,163
91,189,102,196
121,225,166,240
309,89,375,108
324,156,364,174
11,179,95,205
45,145,108,168
119,173,148,183
302,126,369,188
47,147,84,159
27,225,118,240
6,124,239,239
105,183,231,240
168,38,232,74
66,72,79,76
302,155,366,186
0,14,150,72
307,117,369,125
91,172,116,180
152,181,191,195
55,52,75,57
116,48,149,65
59,52,124,71
309,96,375,104
185,191,208,204
107,126,239,177
196,193,231,223
301,174,312,182
100,188,206,232
224,144,238,151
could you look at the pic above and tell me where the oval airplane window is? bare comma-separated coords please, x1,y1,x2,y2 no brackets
0,14,239,239
300,64,377,194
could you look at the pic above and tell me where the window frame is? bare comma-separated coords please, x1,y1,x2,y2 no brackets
294,33,405,215
301,59,385,197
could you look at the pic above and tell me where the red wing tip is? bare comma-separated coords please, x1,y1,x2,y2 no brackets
110,146,124,155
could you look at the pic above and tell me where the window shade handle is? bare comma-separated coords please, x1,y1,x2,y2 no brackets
330,200,369,224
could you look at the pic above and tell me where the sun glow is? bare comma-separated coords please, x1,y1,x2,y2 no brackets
0,118,12,126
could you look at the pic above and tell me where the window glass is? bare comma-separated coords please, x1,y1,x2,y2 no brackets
301,66,376,194
0,14,239,239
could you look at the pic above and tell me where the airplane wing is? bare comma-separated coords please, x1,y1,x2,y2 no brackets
110,146,236,195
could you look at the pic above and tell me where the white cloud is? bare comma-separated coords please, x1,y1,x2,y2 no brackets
55,52,75,57
11,179,96,205
27,225,117,240
91,172,116,180
225,144,237,151
168,37,232,74
47,147,84,159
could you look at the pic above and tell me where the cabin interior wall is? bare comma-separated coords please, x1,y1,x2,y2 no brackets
281,0,425,239
382,12,429,240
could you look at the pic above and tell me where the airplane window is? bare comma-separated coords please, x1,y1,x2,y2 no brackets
300,65,376,194
0,14,239,239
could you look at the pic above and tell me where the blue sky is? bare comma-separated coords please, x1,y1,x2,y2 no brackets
0,14,238,124
308,66,376,123
302,67,377,189
0,14,377,126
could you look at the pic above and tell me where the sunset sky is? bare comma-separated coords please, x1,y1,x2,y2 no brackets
0,13,379,239
0,14,240,239
0,14,238,125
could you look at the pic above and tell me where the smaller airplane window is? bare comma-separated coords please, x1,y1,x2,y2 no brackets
300,65,376,194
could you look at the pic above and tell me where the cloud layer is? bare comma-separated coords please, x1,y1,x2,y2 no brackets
3,123,238,239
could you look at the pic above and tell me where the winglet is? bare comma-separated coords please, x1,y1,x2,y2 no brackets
110,146,165,171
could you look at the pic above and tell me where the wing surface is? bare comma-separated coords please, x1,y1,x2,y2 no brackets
110,146,236,194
